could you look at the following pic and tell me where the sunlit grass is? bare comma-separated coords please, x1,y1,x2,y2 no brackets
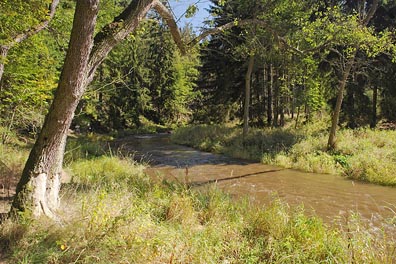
0,138,395,263
172,120,396,186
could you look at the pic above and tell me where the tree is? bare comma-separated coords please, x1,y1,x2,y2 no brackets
11,0,100,218
10,0,187,217
327,0,380,149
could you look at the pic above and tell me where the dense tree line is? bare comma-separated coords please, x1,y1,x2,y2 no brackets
76,19,199,132
196,0,396,137
0,0,198,140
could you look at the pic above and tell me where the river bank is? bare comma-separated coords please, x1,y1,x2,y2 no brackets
1,134,396,262
171,121,396,187
0,136,395,262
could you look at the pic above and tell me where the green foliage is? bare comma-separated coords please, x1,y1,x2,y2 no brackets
185,4,198,18
0,0,50,45
0,1,74,136
64,135,112,164
0,32,61,130
78,19,200,132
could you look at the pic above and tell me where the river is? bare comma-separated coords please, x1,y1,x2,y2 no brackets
115,133,396,231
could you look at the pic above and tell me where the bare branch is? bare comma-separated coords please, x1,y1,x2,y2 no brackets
152,0,186,54
188,19,304,55
13,0,60,45
362,0,379,26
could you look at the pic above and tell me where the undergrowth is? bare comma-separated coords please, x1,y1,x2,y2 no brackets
172,119,396,186
1,155,395,263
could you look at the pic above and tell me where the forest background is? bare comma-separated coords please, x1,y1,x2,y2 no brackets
1,0,396,140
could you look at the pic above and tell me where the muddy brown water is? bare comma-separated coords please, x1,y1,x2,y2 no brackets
116,134,396,230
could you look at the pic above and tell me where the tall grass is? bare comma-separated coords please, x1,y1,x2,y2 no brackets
1,154,394,263
172,120,396,186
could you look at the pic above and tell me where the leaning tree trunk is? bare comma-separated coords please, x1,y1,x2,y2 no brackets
11,0,99,217
327,52,356,150
243,54,255,138
10,0,185,218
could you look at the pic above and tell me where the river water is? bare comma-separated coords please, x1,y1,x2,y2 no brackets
115,134,396,230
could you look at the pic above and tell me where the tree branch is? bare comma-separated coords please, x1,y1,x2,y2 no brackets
188,19,304,55
12,0,60,45
362,0,379,26
152,0,186,54
87,0,156,83
87,0,187,83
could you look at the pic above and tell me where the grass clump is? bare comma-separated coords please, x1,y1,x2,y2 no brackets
1,154,394,263
172,120,396,186
67,156,147,191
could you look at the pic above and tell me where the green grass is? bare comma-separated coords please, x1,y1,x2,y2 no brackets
1,154,395,263
1,129,395,263
172,119,396,186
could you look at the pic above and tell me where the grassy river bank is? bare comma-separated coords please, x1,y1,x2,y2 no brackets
0,133,395,263
171,119,396,187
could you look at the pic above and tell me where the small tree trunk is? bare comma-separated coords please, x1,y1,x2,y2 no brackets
279,72,286,127
267,64,273,126
0,46,9,86
370,85,378,129
243,54,255,138
327,52,356,150
272,68,279,127
295,106,300,129
259,64,267,127
280,100,285,126
11,0,99,217
291,84,295,119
